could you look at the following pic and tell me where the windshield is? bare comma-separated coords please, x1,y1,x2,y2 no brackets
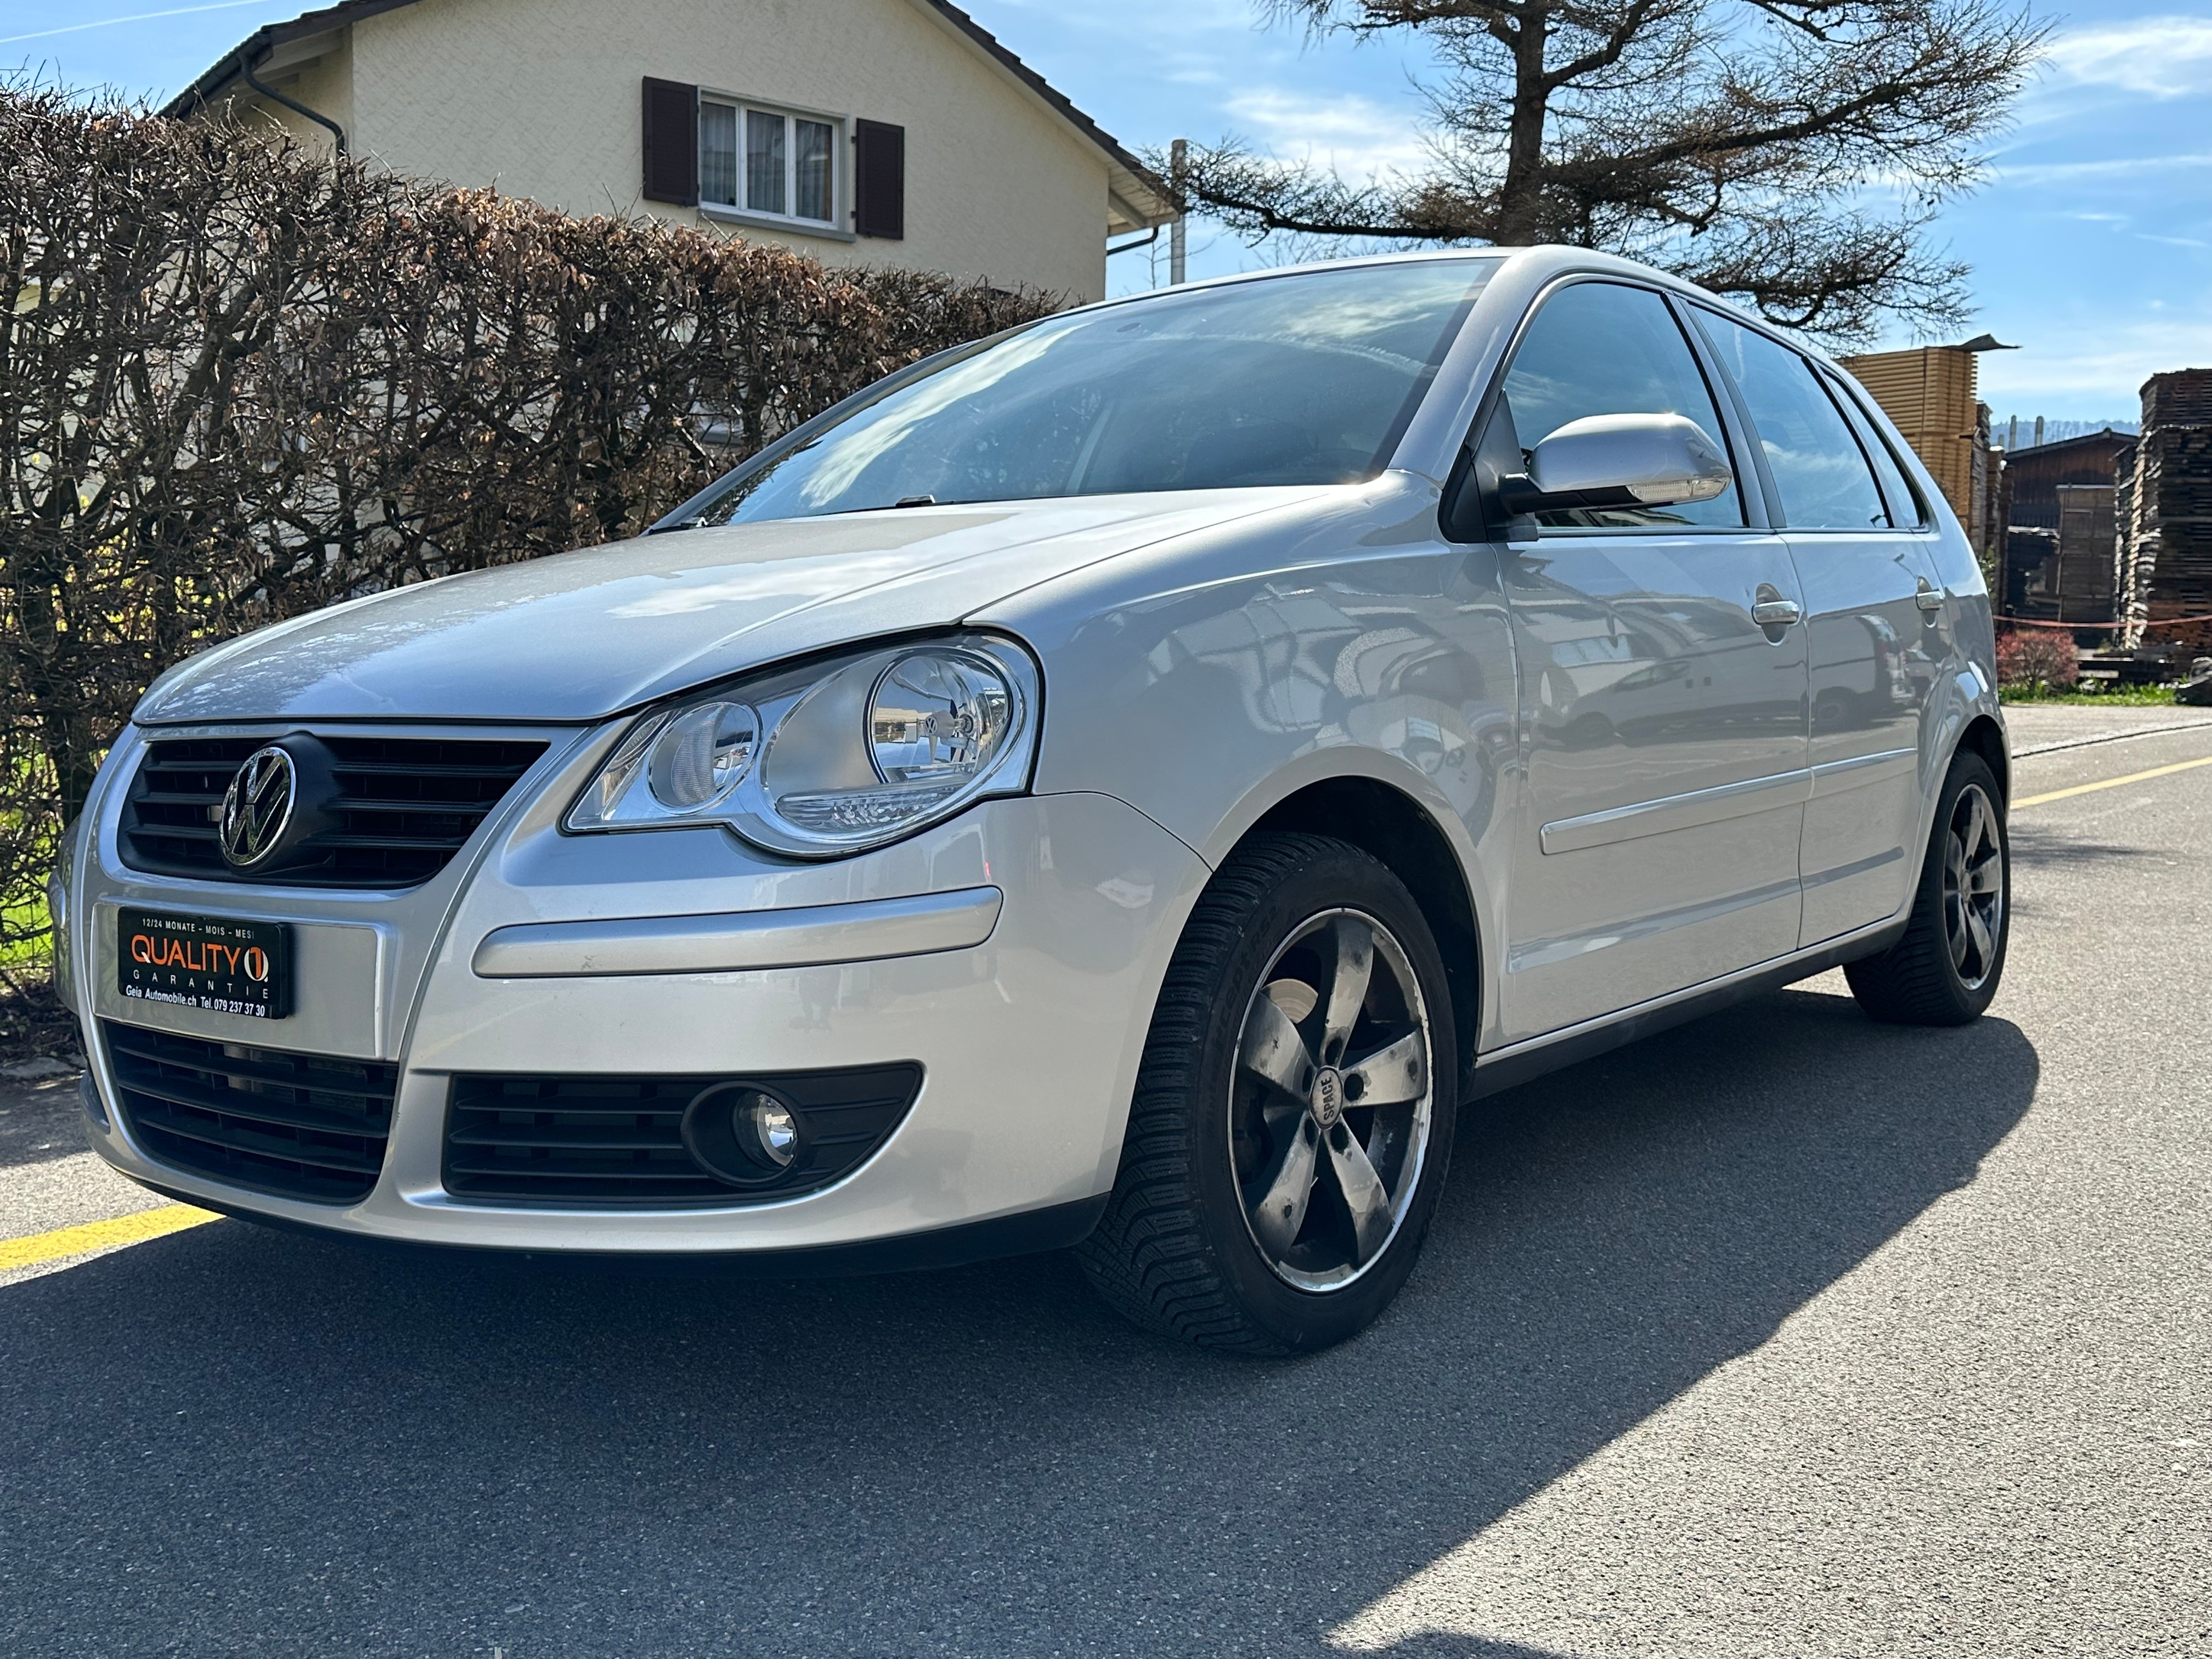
684,259,1497,525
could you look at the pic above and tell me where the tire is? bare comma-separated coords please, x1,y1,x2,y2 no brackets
1077,832,1458,1355
1844,751,2010,1026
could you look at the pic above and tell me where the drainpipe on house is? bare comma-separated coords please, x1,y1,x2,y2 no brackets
1169,138,1188,285
242,48,347,156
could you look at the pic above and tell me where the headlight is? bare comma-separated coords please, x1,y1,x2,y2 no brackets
566,633,1039,856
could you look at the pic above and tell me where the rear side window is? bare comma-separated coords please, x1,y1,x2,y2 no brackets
1498,281,1743,530
1697,312,1890,531
1826,372,1927,528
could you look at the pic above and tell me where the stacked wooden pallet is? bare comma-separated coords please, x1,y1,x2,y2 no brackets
2143,370,2212,429
2118,371,2212,645
2131,373,2212,619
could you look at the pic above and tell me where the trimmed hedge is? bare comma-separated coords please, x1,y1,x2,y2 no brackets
0,86,1057,968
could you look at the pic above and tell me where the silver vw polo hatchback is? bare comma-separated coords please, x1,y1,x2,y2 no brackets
55,248,2010,1353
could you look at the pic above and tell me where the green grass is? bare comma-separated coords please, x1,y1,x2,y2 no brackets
0,743,56,967
1,894,52,969
2000,684,2180,707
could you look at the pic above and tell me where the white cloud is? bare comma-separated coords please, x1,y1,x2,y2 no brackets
1221,89,1431,184
2044,17,2212,100
1980,308,2212,405
1989,153,2212,187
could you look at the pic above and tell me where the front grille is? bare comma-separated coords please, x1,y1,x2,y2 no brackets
444,1065,924,1206
103,1020,398,1204
120,732,548,889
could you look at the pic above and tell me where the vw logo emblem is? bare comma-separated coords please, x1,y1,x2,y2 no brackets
220,747,298,868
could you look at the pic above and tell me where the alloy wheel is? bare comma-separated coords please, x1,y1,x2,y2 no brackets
1943,782,2005,990
1229,909,1436,1291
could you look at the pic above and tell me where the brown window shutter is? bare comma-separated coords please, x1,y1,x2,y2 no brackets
854,119,905,239
642,77,698,206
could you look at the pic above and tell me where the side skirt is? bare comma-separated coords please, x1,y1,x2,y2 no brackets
1466,918,1910,1102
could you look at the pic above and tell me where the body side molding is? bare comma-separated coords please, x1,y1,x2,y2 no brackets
472,887,1004,978
1538,765,1811,855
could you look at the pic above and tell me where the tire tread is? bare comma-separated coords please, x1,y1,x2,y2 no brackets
1844,753,2006,1027
1077,833,1355,1355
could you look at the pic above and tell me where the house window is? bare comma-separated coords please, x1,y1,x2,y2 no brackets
701,98,840,227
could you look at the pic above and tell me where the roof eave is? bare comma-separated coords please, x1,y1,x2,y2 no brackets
159,0,416,117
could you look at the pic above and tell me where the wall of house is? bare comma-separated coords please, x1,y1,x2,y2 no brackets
328,0,1112,301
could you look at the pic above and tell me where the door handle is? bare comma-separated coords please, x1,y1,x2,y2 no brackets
1916,578,1946,613
1751,599,1803,627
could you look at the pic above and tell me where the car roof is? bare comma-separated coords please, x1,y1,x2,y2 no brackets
1071,245,1828,370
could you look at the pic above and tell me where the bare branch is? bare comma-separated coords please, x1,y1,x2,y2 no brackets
1176,0,2044,340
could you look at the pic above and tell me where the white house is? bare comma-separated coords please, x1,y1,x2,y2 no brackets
165,0,1175,302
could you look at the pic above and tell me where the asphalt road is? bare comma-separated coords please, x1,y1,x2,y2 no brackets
3,707,2207,1658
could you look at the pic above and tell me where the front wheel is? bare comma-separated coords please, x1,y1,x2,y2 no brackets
1077,833,1458,1355
1844,751,2010,1025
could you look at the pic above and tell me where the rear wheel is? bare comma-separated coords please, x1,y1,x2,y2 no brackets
1845,752,2009,1026
1078,833,1457,1355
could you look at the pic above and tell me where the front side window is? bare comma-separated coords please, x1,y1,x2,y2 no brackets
702,99,839,227
684,259,1498,524
1697,313,1891,531
1497,281,1744,530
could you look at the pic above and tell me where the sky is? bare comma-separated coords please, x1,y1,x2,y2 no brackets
5,0,2207,422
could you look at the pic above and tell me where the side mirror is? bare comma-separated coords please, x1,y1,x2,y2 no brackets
1498,413,1732,517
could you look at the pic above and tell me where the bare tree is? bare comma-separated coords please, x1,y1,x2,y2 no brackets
1174,0,2046,339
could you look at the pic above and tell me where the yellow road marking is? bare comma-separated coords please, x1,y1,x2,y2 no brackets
2015,753,2212,810
0,1205,218,1273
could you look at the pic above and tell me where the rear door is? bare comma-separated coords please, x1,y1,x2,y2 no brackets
1691,310,1942,945
1486,279,1810,1042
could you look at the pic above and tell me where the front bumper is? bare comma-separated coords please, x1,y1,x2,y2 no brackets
71,721,1206,1256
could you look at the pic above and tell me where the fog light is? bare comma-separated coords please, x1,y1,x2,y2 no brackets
680,1082,808,1187
748,1097,799,1167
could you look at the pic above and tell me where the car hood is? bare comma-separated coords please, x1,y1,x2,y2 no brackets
134,489,1326,725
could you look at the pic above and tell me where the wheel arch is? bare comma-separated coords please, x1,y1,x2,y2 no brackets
1238,775,1484,1089
1956,713,2010,804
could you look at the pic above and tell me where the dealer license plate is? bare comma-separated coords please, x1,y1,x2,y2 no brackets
117,908,292,1020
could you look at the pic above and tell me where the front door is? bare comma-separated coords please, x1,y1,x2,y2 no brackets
1489,280,1810,1043
1692,311,1943,945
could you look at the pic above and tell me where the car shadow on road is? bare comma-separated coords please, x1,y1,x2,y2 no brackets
2008,826,2157,871
0,1074,95,1171
0,986,2035,1658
